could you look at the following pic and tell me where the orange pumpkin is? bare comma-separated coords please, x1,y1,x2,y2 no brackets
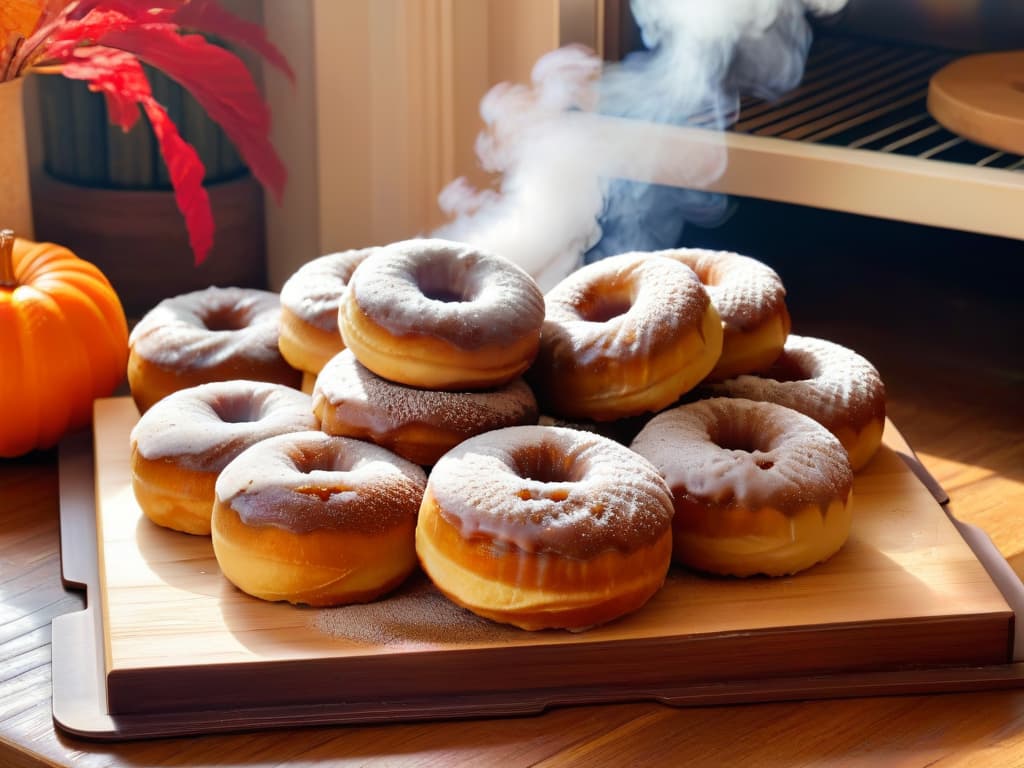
0,228,129,458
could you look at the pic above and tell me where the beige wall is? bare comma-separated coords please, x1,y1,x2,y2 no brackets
262,0,601,288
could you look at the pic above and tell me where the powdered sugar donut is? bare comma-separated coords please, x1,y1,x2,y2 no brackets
704,335,886,471
128,286,300,413
416,425,674,631
530,252,722,421
631,397,854,577
130,380,317,535
338,238,546,390
659,248,791,380
312,349,538,465
213,431,427,607
279,249,376,391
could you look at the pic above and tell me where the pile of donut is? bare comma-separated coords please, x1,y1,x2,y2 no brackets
126,238,885,632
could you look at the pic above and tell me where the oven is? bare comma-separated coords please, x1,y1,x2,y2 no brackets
575,0,1022,437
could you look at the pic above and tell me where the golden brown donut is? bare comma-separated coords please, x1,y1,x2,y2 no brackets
278,249,375,392
631,397,854,577
704,335,886,471
659,248,791,380
529,252,722,421
212,431,427,607
312,349,538,466
338,238,546,390
129,380,317,535
128,286,301,413
416,425,674,631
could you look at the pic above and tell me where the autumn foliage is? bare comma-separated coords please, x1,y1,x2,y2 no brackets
1,0,292,265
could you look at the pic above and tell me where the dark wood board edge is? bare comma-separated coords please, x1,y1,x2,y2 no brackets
104,613,1012,716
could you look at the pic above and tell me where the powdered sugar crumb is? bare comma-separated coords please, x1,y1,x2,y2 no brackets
309,575,517,647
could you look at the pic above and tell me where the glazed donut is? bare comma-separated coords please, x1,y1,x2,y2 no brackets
338,238,545,390
279,249,375,392
128,286,301,413
529,252,722,421
704,335,886,471
212,431,427,607
659,248,791,380
630,397,854,577
129,381,317,535
416,425,674,631
312,349,539,466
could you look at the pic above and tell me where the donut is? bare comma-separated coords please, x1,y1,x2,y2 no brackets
128,286,301,413
312,349,539,466
529,252,722,421
212,431,427,607
416,425,674,631
278,249,375,392
338,238,545,390
703,335,886,471
630,397,854,577
129,380,318,535
659,248,791,380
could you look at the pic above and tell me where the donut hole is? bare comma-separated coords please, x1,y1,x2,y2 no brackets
211,394,261,423
576,283,634,323
755,459,775,471
510,443,582,487
201,306,250,332
712,421,772,456
289,442,367,476
763,355,814,383
415,259,478,304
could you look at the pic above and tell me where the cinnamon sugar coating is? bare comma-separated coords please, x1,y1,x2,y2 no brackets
281,249,376,333
657,248,787,333
129,286,289,371
216,431,427,535
345,238,545,351
130,380,317,472
540,252,709,364
630,398,853,515
427,425,674,559
312,349,538,464
704,335,886,436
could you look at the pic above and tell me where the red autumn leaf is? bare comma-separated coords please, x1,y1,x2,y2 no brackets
97,24,287,202
60,46,216,264
171,0,293,82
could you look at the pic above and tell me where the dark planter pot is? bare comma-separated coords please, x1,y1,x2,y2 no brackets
32,172,267,318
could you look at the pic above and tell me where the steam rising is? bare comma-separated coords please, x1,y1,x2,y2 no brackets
433,0,847,288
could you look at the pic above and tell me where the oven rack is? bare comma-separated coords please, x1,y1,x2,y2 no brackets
709,35,1024,240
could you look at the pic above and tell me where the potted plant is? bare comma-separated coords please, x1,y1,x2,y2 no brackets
1,0,292,315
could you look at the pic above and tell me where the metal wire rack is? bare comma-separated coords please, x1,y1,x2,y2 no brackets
733,36,1024,172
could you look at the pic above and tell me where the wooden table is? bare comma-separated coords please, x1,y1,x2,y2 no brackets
3,267,1023,766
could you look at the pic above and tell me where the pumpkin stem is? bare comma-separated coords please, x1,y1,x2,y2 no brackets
0,230,17,288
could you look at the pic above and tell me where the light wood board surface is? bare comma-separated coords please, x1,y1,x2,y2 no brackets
52,395,1009,730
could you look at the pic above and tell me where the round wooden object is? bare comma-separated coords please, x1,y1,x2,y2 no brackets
928,52,1024,155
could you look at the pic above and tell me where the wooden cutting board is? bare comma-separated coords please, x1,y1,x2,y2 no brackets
53,396,1020,739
